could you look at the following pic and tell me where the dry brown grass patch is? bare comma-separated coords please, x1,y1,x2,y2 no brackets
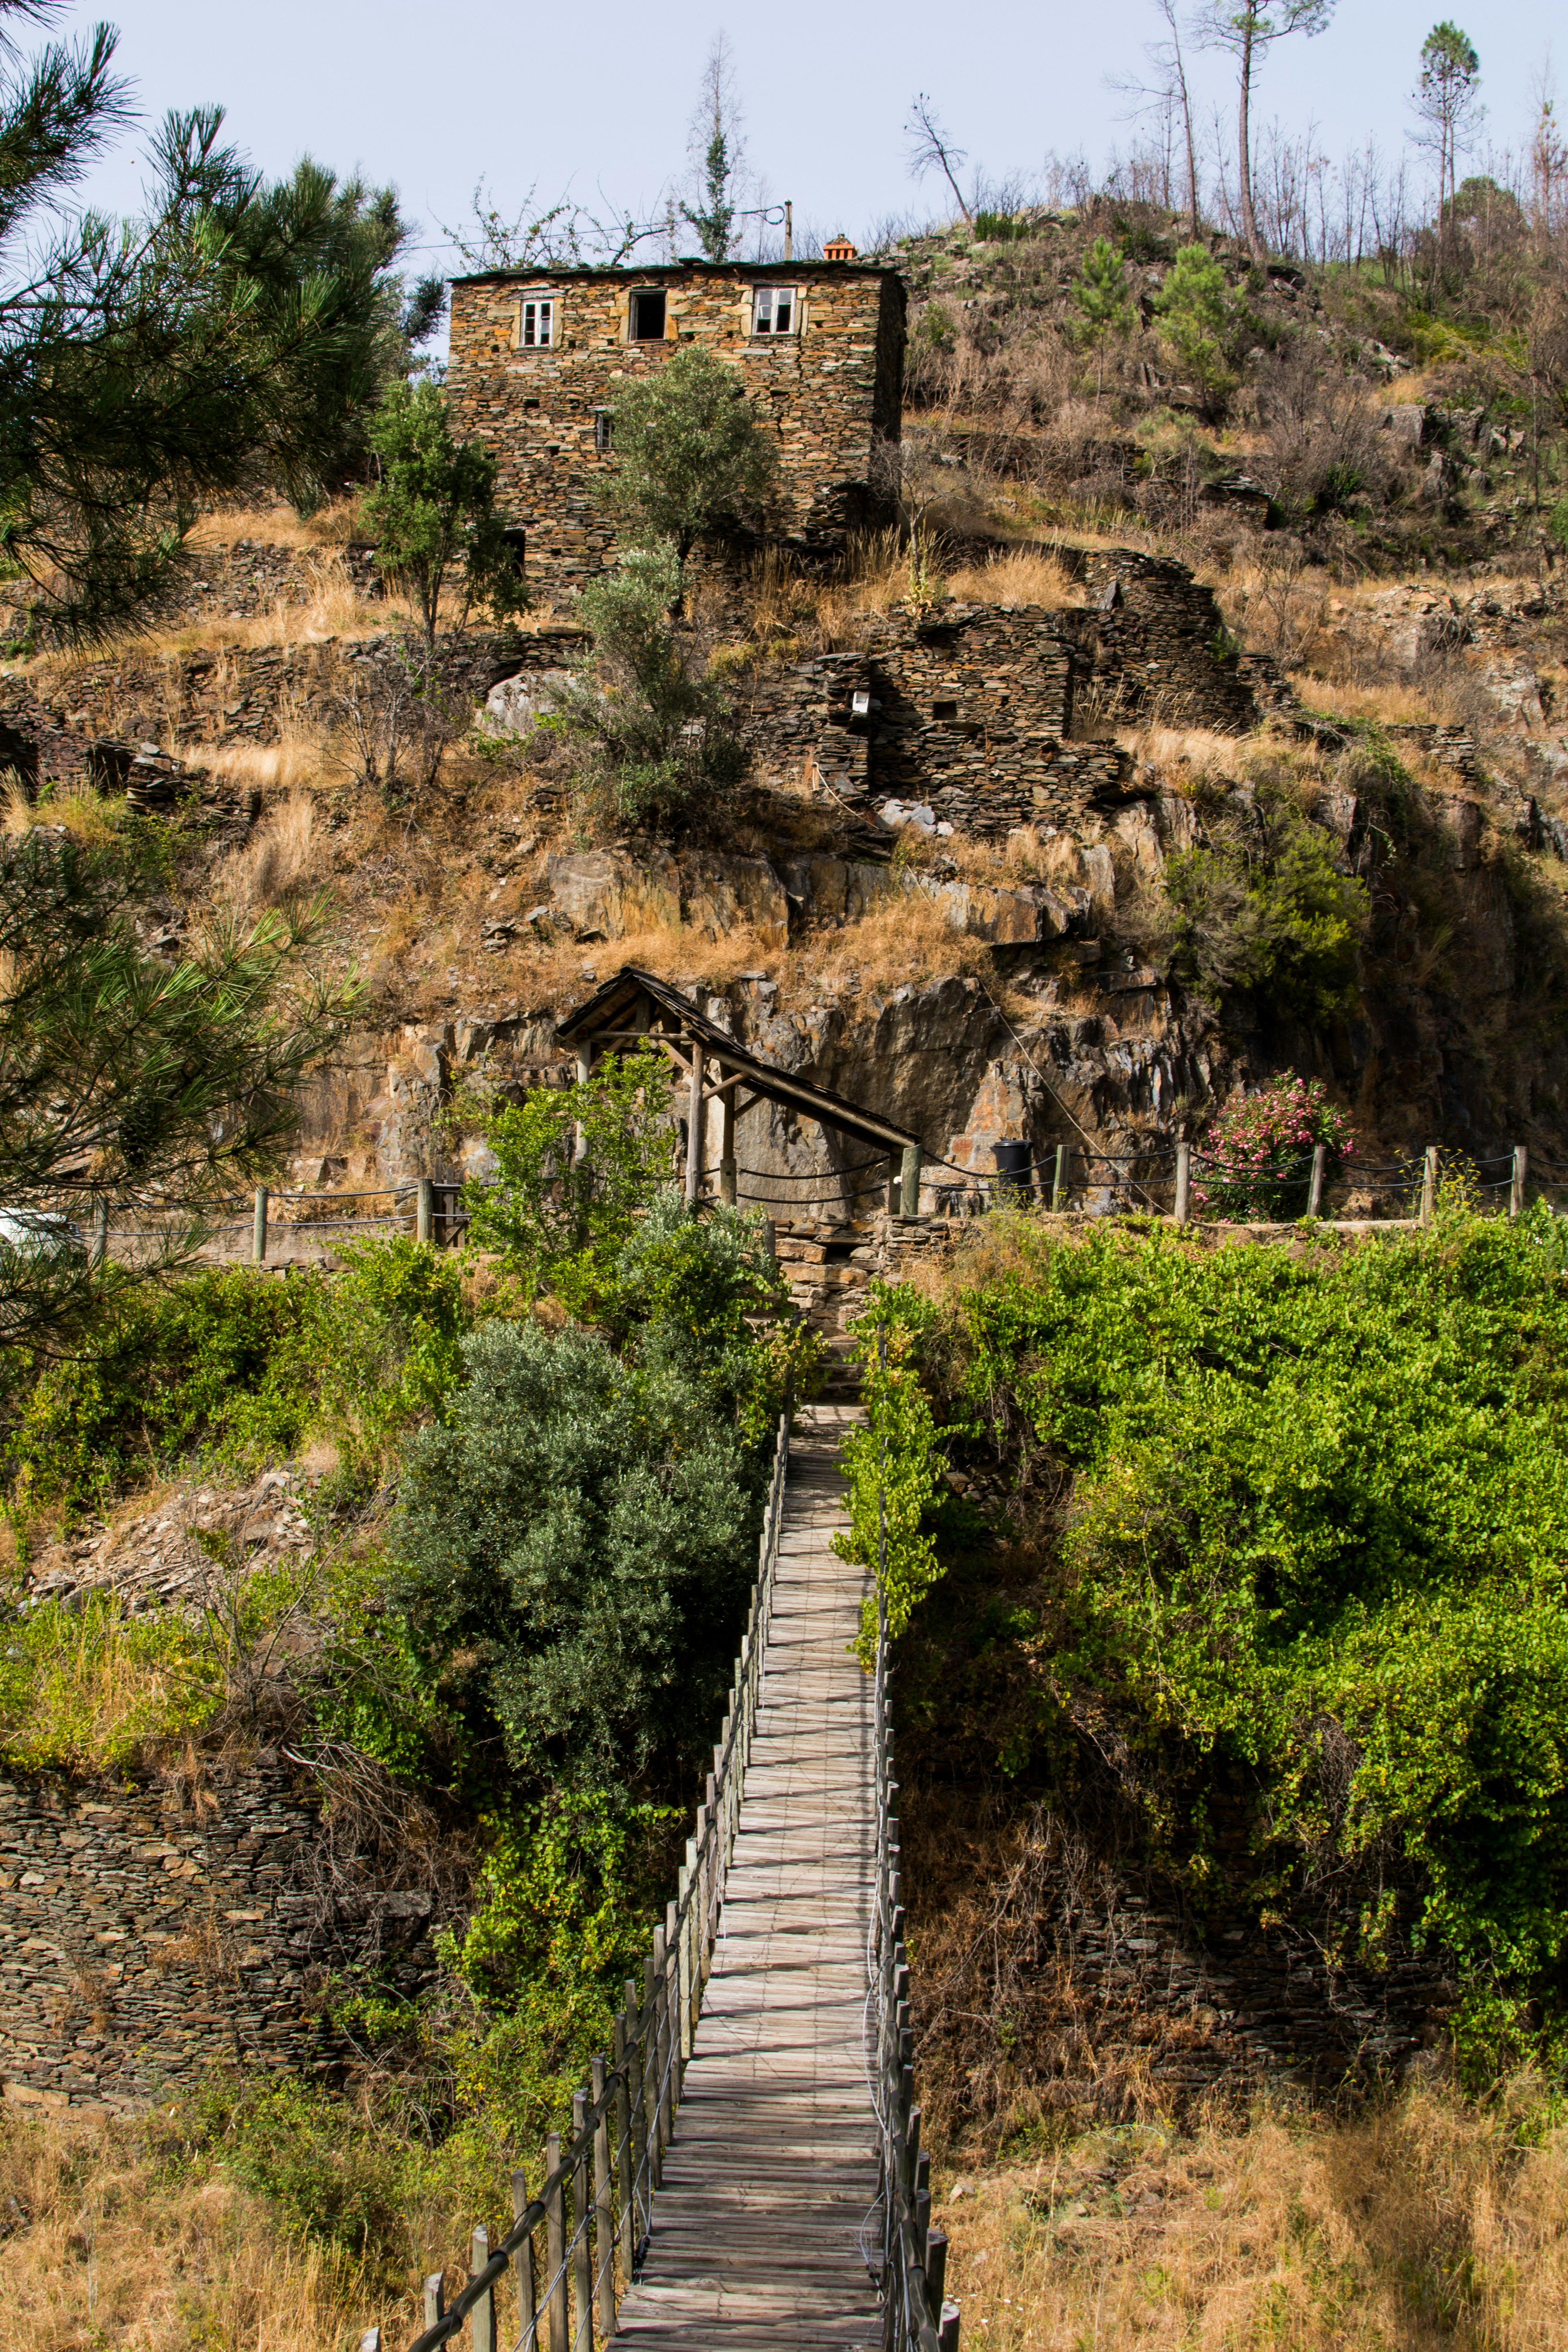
1291,673,1470,727
935,2077,1568,2351
186,498,366,552
795,885,998,1001
2,2107,403,2352
944,547,1080,608
212,790,322,915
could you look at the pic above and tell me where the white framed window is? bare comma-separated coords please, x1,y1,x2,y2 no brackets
516,293,559,349
752,285,799,336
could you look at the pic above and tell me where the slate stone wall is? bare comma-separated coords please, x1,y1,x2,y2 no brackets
447,261,906,592
0,1766,439,2115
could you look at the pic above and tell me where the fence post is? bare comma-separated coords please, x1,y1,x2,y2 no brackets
1307,1143,1327,1219
625,1975,650,2232
1512,1144,1528,1219
1173,1141,1190,1226
612,2007,636,2273
720,1080,737,1206
545,2132,569,2352
512,2171,538,2350
1051,1143,1067,1211
663,1898,682,2112
417,1175,434,1244
899,1144,922,1217
1420,1145,1438,1226
677,1859,693,2061
571,2091,592,2352
685,1042,706,1206
423,2274,445,2330
471,2223,495,2352
252,1185,268,1265
645,1946,667,2179
90,1195,108,1270
590,2055,616,2338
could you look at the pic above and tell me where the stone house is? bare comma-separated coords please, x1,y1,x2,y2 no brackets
446,260,907,595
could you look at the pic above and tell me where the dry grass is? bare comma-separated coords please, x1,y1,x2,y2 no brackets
1,776,125,844
1290,673,1470,727
2,2107,403,2352
202,722,336,793
795,883,998,1000
936,2077,1568,2351
944,547,1080,608
212,791,322,916
185,498,366,552
1117,723,1251,792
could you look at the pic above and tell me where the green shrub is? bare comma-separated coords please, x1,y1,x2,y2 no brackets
391,1316,761,1797
1159,791,1369,1022
0,1590,224,1768
907,1211,1568,1986
1155,243,1245,418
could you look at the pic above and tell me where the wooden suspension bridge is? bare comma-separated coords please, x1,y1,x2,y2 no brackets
370,1389,955,2352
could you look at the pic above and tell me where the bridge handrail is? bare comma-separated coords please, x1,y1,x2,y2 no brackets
366,1395,792,2352
870,1325,960,2352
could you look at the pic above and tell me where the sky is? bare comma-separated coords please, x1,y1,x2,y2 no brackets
61,0,1568,277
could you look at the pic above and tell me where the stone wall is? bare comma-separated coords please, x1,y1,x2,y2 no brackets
447,261,906,593
0,1764,440,2115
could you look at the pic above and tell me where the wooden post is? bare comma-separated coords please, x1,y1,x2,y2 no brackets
423,2274,445,2330
612,2010,635,2274
938,2300,962,2351
544,2132,569,2352
1420,1145,1438,1225
571,2091,592,2352
899,1143,921,1218
677,1860,693,2061
645,1950,666,2180
90,1196,108,1270
624,1977,649,2235
719,1079,736,1205
1051,1143,1067,1211
590,2056,616,2338
1173,1141,1190,1226
663,1898,682,2114
1512,1144,1528,1219
359,2333,382,2352
471,2224,495,2352
252,1185,268,1265
573,1047,591,1170
1307,1143,1327,1219
926,2229,949,2313
685,1042,705,1206
417,1175,434,1244
512,2171,538,2350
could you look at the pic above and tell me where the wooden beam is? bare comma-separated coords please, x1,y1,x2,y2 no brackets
685,1042,705,1205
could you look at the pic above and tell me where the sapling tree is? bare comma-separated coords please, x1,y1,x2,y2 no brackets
600,344,777,589
1155,242,1243,419
1075,236,1136,396
362,378,530,648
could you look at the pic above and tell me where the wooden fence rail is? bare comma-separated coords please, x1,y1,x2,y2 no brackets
361,1401,791,2352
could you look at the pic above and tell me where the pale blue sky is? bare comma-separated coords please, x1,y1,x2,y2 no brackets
64,0,1566,273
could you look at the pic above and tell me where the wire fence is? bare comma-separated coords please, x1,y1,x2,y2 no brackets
361,1400,792,2352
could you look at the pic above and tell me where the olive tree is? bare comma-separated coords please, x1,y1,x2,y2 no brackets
601,344,777,588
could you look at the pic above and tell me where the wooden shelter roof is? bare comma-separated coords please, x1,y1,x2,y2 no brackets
555,968,920,1157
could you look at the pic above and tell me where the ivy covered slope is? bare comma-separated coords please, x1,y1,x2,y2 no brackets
851,1207,1568,2048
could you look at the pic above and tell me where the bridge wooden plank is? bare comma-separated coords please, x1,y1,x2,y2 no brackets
614,1404,881,2351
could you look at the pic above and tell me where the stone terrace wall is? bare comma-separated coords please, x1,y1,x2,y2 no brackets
448,262,905,593
0,1766,440,2114
0,627,583,776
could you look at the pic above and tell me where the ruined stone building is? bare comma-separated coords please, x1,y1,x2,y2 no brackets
446,260,906,594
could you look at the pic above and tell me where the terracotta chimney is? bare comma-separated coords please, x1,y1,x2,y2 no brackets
822,233,858,262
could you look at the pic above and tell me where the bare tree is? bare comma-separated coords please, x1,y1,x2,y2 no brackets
1109,0,1202,240
1194,2,1338,264
905,93,972,225
680,34,749,260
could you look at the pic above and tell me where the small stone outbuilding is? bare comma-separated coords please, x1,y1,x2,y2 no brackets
446,259,906,594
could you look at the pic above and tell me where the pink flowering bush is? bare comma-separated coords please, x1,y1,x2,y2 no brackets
1194,1072,1354,1220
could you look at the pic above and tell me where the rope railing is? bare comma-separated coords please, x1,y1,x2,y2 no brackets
361,1397,792,2352
868,1325,958,2352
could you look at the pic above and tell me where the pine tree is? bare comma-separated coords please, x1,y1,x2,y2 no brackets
362,379,530,649
1075,237,1135,395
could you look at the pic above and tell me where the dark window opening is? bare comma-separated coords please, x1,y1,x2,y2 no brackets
932,699,959,721
523,397,540,412
629,289,666,342
500,528,526,576
594,409,612,454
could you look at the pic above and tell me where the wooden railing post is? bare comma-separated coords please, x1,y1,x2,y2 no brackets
663,1898,682,2113
684,1042,705,1205
417,1174,434,1244
645,1947,667,2181
513,2169,539,2349
1307,1143,1326,1219
1420,1145,1438,1225
899,1143,922,1217
1173,1140,1191,1225
90,1195,108,1270
545,2132,569,2352
1512,1144,1528,1219
1051,1142,1068,1211
423,2273,445,2332
471,2223,496,2352
591,2055,617,2338
571,2090,592,2352
624,1976,649,2236
252,1184,268,1264
612,2008,636,2274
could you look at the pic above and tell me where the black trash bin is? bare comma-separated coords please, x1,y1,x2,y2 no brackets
994,1141,1033,1195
